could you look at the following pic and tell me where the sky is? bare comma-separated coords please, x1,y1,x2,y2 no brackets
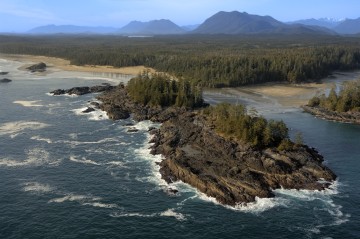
0,0,359,32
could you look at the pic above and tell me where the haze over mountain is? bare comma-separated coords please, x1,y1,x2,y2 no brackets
118,19,185,35
289,17,360,34
333,18,360,34
24,11,360,36
193,11,333,35
288,18,344,29
28,25,117,34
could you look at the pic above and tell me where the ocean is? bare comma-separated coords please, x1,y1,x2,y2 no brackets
1,58,359,239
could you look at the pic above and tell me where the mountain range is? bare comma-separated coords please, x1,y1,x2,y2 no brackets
26,11,360,36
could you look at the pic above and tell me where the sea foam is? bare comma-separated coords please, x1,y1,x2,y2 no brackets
0,121,51,138
13,100,44,107
69,155,100,166
0,148,59,167
22,182,54,194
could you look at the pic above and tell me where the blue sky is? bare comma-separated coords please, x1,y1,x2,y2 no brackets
0,0,359,32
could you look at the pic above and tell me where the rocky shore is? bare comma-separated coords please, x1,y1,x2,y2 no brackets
50,83,116,96
26,62,47,72
51,84,337,206
302,105,360,124
149,112,336,205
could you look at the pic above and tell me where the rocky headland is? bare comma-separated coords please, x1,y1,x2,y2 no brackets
51,83,337,206
302,105,360,124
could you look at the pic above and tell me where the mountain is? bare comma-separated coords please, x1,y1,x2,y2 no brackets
288,18,344,29
333,18,360,34
28,25,117,34
193,11,331,35
118,19,185,35
194,11,284,34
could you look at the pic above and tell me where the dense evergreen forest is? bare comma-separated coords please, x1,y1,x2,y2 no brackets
308,80,360,112
202,103,297,149
127,71,203,108
1,34,360,87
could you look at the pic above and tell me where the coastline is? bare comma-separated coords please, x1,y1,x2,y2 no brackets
0,53,155,76
2,53,360,110
204,71,360,109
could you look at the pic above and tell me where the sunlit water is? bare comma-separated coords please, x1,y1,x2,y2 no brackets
1,58,359,239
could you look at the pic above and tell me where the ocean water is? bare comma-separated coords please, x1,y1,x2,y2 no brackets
1,58,359,239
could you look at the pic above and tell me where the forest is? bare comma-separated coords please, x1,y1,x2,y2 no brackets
127,71,203,108
1,34,360,87
308,80,360,112
202,103,296,149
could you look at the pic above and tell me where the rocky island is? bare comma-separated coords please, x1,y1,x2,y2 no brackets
303,80,360,124
0,78,12,83
26,62,47,72
51,73,337,206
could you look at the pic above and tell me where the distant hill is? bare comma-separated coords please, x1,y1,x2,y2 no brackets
28,25,117,34
333,18,360,34
118,19,185,35
288,18,344,29
193,11,331,35
194,11,284,34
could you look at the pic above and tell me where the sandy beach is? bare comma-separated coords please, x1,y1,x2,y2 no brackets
0,53,155,76
2,53,360,109
204,71,360,109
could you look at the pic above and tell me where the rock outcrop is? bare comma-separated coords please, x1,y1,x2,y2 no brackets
26,62,47,72
0,72,9,75
97,84,188,121
302,105,360,124
149,112,336,206
50,83,337,206
50,84,116,96
0,78,12,83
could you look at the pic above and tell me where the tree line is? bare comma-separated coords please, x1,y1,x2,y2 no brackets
127,71,203,108
202,103,297,150
1,35,360,87
308,80,360,112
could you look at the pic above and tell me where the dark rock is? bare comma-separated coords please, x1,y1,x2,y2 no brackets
302,105,360,124
127,127,139,133
26,62,46,72
49,84,116,96
124,123,134,126
166,187,179,196
71,83,337,206
150,113,336,206
67,87,91,95
0,78,12,83
90,102,100,109
50,89,66,95
0,72,9,75
82,107,96,113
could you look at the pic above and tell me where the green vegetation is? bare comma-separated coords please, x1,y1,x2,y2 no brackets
308,80,360,112
127,71,203,108
203,103,294,149
1,35,360,87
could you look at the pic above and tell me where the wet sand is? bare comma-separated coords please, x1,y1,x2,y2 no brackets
2,53,360,110
204,71,360,111
0,53,155,76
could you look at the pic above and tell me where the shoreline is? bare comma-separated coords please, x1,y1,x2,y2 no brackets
0,53,155,76
2,53,360,109
204,71,360,109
